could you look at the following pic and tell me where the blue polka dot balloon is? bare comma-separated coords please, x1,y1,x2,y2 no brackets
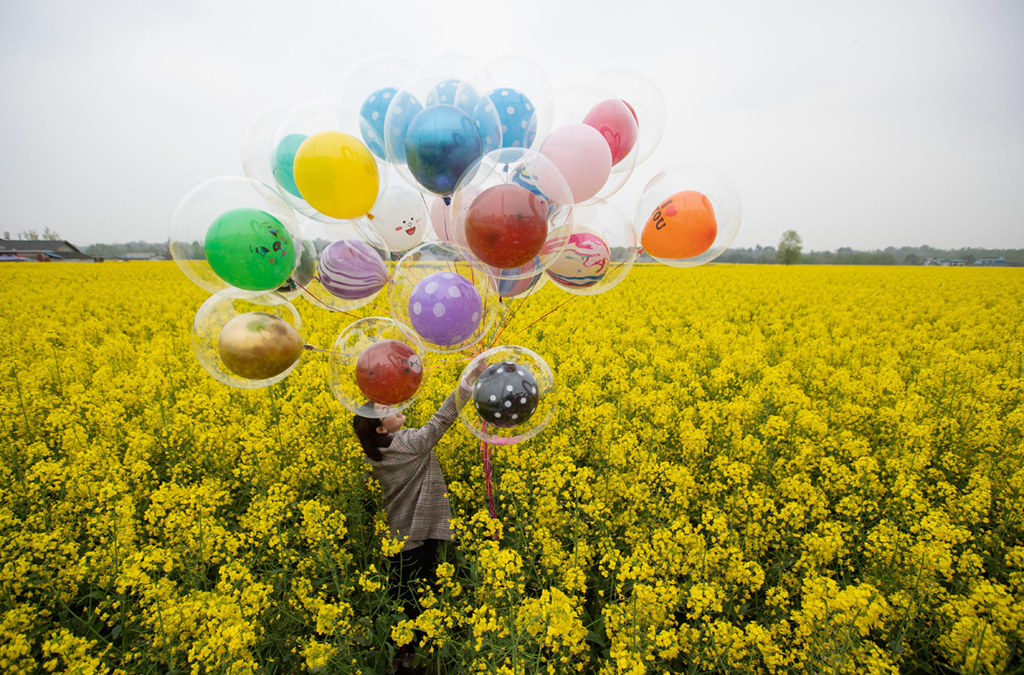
359,87,396,160
473,98,503,154
487,88,537,150
384,90,424,164
426,79,461,106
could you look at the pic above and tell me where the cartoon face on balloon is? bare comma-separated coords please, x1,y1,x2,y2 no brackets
355,339,423,406
546,227,610,289
369,182,428,252
641,190,718,261
205,207,297,291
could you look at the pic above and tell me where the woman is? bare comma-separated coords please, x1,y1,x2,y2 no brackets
352,361,486,669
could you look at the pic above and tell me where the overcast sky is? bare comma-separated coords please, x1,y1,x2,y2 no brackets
1,0,1022,251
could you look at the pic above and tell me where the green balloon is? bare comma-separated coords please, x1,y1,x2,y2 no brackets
205,208,297,291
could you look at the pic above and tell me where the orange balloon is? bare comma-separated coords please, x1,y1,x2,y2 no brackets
641,190,717,260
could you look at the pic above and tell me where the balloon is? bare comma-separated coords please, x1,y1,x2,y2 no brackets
205,207,297,291
496,257,546,299
359,87,396,160
547,199,637,297
456,345,557,445
293,131,380,220
317,239,389,300
545,226,610,289
408,272,483,346
241,103,298,202
271,133,307,198
368,178,428,252
583,99,638,166
427,79,461,106
404,105,483,195
589,68,667,166
329,317,426,416
634,164,741,267
464,184,549,269
450,149,574,282
388,242,500,354
472,362,539,428
488,88,538,149
192,291,303,389
355,339,423,406
539,124,611,204
218,312,304,380
383,90,424,165
641,191,717,260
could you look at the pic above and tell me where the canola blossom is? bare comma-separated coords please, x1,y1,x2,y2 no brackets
1,262,1023,674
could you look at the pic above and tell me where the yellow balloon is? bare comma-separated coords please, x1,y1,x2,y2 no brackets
293,131,379,219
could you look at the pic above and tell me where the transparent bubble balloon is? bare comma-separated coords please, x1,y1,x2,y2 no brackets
546,199,638,296
170,176,303,295
192,290,304,389
455,55,554,154
296,218,392,312
457,345,557,446
365,167,430,253
271,101,388,223
328,316,426,417
450,148,574,282
383,73,497,198
388,242,500,354
273,235,318,301
496,257,548,300
241,102,298,200
338,55,418,162
589,68,667,166
536,86,638,201
634,163,742,267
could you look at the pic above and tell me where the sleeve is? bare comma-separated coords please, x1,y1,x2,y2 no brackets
392,383,473,455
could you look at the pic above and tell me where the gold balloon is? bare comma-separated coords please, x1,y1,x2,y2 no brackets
218,312,304,380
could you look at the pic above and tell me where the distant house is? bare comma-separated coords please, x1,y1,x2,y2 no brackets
0,239,100,262
925,258,968,267
121,252,169,261
975,257,1008,267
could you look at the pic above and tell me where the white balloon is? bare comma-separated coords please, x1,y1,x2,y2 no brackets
368,179,429,252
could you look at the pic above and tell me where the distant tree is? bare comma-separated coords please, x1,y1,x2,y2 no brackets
904,253,921,266
19,229,40,241
42,227,62,241
778,230,803,265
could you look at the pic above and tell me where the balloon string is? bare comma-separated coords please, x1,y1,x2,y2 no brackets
486,300,513,349
480,425,499,539
490,292,532,347
506,298,574,341
292,279,362,318
303,345,358,357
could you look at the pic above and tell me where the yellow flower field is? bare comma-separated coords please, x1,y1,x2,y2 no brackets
1,261,1023,674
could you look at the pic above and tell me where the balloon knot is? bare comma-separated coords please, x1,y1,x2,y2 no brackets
443,196,451,206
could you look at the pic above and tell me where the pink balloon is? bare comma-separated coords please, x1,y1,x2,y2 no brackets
430,187,477,250
583,99,638,166
539,124,612,204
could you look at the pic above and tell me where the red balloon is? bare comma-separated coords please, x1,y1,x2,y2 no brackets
464,184,549,269
583,99,638,166
355,340,423,406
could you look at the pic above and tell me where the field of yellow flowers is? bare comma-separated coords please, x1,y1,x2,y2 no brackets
1,261,1023,675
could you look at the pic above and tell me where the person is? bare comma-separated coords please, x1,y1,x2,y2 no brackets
352,360,486,674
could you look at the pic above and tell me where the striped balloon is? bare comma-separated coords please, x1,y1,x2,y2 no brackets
318,240,388,300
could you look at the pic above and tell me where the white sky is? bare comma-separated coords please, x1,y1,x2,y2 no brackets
1,0,1022,251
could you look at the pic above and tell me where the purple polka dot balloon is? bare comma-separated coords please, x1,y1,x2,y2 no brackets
408,272,482,346
318,240,388,300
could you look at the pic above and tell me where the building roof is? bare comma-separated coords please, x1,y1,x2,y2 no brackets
0,239,94,259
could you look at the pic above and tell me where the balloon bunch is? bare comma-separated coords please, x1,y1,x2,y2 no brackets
170,53,742,461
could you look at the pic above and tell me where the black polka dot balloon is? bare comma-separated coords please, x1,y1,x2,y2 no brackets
473,361,539,428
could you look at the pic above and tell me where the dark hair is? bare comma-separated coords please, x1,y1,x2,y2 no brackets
353,411,392,461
